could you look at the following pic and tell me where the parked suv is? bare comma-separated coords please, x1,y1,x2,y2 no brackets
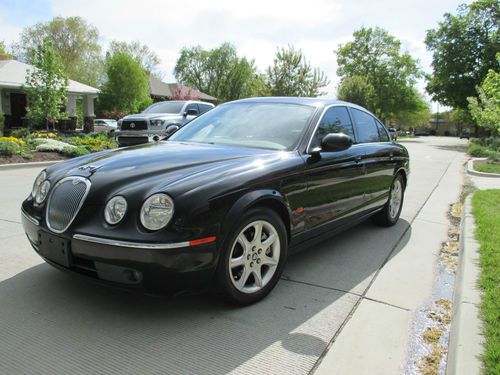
115,100,214,146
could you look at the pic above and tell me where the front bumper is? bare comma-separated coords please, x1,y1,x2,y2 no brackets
21,209,218,294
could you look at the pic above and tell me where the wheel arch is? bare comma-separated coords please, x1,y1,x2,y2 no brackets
221,189,292,243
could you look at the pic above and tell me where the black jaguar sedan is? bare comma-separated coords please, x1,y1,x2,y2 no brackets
21,98,409,305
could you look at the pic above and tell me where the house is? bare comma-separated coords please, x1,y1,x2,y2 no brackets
0,57,99,132
148,75,217,104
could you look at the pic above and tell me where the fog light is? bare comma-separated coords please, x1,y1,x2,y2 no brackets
124,269,142,283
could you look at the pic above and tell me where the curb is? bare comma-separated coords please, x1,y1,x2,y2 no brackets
446,195,483,375
467,158,500,178
0,160,61,171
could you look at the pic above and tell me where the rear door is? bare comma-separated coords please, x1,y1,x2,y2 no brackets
349,108,395,209
303,106,366,230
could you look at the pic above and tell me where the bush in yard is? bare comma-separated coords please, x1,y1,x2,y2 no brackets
35,138,76,152
0,140,21,156
61,146,89,157
11,128,31,138
68,134,116,152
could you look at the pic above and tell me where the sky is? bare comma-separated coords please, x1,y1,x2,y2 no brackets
0,0,470,111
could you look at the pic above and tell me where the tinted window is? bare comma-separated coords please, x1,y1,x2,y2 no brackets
185,103,199,115
311,106,355,148
170,103,315,150
198,104,213,114
142,102,184,114
376,120,389,142
351,109,379,143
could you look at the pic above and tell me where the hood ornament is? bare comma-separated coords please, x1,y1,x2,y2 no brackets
78,165,102,174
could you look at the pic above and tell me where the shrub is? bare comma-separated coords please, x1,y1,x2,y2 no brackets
0,136,25,146
0,112,4,136
61,146,90,157
11,128,31,138
67,134,117,152
0,140,20,156
468,143,491,157
35,138,75,152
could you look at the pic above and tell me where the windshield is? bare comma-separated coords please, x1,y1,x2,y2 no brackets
169,102,315,150
143,102,184,114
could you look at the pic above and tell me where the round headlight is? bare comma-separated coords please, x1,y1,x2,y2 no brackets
35,180,51,204
140,193,174,231
31,170,47,199
104,196,128,225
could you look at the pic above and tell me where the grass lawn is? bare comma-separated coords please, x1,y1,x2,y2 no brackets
474,161,500,174
472,190,500,374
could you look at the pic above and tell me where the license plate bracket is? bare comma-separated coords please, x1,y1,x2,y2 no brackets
38,231,71,267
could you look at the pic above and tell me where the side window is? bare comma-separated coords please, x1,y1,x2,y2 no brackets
198,104,213,114
376,120,390,142
311,106,355,149
185,103,199,115
351,109,380,143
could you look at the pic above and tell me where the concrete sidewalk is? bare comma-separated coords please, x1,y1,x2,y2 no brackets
314,140,466,374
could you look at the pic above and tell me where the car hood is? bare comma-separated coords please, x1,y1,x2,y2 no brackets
48,141,292,202
121,113,181,120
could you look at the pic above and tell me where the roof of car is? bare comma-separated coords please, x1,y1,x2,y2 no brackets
230,97,359,108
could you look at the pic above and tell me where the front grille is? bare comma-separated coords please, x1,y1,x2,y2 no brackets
46,177,91,233
117,136,149,146
121,120,147,130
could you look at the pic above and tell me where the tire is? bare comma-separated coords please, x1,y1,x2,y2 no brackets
216,207,288,306
372,173,405,227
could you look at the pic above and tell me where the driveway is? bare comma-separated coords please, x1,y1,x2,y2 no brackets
0,137,467,374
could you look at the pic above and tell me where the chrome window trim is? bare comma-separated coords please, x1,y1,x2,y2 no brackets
46,176,91,234
21,208,40,226
73,234,189,250
305,104,355,153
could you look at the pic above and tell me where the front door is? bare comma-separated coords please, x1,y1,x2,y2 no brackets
302,106,366,231
10,93,27,127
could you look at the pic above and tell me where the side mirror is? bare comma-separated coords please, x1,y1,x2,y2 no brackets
165,124,180,135
320,133,353,152
184,109,199,117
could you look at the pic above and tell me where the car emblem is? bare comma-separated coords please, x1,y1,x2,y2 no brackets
78,165,102,173
130,123,135,128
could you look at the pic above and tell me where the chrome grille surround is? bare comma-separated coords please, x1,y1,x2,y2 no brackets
46,176,91,234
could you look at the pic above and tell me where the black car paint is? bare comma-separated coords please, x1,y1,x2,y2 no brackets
22,98,409,294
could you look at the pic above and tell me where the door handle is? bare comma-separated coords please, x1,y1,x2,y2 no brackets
355,156,363,163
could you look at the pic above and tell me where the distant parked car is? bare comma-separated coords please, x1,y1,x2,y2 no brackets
388,127,398,141
115,100,215,146
93,119,118,136
459,131,470,139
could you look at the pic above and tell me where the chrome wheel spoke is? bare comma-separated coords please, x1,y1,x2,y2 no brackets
253,268,263,287
235,267,250,289
230,255,245,268
261,255,278,266
261,233,277,248
253,222,263,245
237,233,251,252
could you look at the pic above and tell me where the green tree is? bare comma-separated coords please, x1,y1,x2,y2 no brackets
0,41,12,58
265,45,329,97
108,40,161,77
336,75,375,110
468,56,500,134
425,0,499,109
336,27,422,122
389,90,431,129
174,43,257,102
24,39,68,130
98,52,152,117
13,16,103,86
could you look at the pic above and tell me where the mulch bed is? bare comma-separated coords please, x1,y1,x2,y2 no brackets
0,152,69,165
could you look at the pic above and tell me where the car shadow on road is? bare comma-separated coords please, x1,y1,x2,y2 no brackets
0,219,411,374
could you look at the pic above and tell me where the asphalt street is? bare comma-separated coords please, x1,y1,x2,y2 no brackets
0,136,467,374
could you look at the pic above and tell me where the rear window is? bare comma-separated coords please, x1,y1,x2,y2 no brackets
351,108,379,143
